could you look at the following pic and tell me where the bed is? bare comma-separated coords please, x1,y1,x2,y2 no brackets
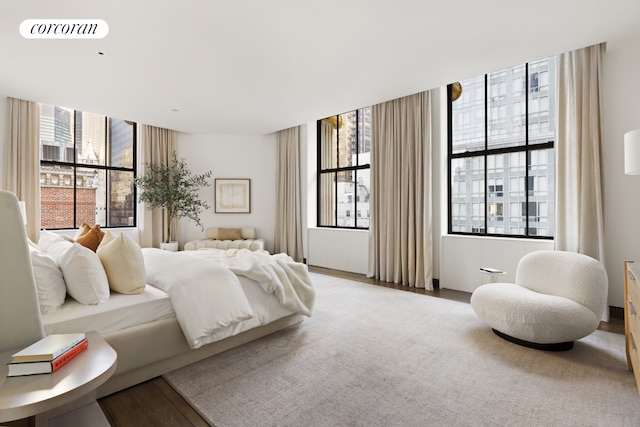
41,236,314,396
0,191,315,398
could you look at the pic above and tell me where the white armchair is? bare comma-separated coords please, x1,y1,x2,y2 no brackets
470,250,608,351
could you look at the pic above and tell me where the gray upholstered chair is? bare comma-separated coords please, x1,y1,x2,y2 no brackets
470,250,608,351
0,191,44,353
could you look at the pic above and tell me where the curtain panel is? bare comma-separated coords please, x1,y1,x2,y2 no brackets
3,97,40,242
368,91,433,289
137,124,176,248
274,126,303,261
555,43,606,263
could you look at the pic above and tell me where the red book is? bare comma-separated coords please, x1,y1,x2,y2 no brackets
7,338,89,377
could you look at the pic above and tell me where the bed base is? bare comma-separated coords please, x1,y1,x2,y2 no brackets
97,313,304,398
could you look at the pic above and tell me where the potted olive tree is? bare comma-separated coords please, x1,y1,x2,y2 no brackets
134,152,212,251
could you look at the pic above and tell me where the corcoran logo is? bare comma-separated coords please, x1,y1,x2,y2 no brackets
20,19,109,39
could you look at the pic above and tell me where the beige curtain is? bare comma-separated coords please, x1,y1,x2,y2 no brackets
319,120,335,225
137,124,176,248
3,98,40,242
555,43,605,263
274,127,303,261
368,91,433,289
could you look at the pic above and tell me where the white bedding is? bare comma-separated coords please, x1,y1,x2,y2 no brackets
142,248,256,348
189,248,316,316
41,277,292,342
43,247,314,351
42,285,174,335
142,248,315,349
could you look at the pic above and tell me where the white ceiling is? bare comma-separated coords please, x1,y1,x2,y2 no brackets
1,1,640,135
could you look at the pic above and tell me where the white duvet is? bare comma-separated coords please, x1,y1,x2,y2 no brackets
188,249,316,315
141,248,315,349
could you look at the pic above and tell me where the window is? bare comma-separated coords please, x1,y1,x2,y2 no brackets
448,57,555,238
39,104,137,229
317,108,371,228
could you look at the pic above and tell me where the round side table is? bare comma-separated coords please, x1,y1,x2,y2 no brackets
0,330,117,426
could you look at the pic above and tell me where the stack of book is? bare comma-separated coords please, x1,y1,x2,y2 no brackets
7,333,89,377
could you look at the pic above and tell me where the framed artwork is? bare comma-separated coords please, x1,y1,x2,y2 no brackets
215,178,251,213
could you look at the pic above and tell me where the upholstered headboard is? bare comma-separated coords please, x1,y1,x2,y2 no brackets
0,191,45,352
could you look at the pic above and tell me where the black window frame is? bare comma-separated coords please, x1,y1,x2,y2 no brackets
447,62,554,240
316,109,371,230
39,108,137,230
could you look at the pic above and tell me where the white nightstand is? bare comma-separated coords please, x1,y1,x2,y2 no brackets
0,330,117,426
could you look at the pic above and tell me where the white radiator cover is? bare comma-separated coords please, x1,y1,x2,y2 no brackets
440,235,553,293
307,228,369,274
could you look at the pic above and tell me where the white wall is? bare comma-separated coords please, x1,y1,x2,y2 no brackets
603,40,640,308
176,133,278,252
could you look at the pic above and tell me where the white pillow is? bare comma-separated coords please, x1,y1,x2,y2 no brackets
97,232,146,294
27,243,67,314
45,235,74,260
57,243,110,305
38,229,68,253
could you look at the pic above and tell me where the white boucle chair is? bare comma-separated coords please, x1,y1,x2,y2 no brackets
470,250,608,351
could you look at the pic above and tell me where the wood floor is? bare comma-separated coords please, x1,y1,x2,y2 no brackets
98,376,209,427
97,266,624,426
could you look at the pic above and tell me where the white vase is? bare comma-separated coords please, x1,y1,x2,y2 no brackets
160,241,179,252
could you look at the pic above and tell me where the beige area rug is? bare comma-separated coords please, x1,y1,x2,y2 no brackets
164,272,640,427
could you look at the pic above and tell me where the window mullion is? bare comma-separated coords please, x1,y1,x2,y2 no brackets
334,116,339,227
73,110,78,228
354,112,358,228
354,169,358,228
316,121,322,227
104,116,109,227
525,63,530,237
484,74,488,235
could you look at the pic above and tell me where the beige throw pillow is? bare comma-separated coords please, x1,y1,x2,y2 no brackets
205,227,219,239
240,227,255,239
217,228,242,240
97,231,146,294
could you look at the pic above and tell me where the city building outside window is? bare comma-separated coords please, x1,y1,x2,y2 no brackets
39,104,137,229
317,108,371,229
448,57,556,238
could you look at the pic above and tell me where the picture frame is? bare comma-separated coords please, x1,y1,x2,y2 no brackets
214,178,251,213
